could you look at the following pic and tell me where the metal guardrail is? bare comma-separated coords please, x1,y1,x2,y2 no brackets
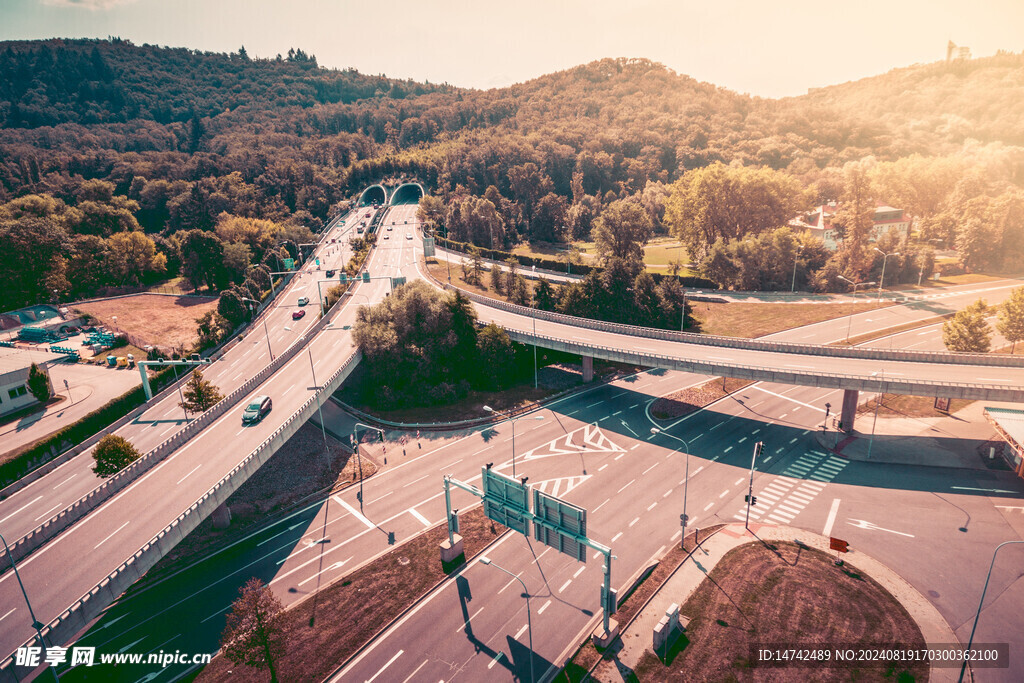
498,329,1024,402
0,350,363,681
446,285,1024,369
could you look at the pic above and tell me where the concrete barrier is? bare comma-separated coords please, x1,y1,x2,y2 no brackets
0,351,362,681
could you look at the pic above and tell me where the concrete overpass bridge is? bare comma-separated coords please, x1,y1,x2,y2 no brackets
450,289,1024,431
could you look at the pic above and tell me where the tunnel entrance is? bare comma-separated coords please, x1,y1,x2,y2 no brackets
359,185,387,206
390,183,424,205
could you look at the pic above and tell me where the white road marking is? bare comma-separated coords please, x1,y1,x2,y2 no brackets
439,458,464,471
724,446,733,453
515,623,529,640
848,519,914,537
671,529,682,541
94,521,130,549
738,437,747,443
573,566,586,579
612,532,623,543
618,479,635,493
33,502,63,522
718,490,729,498
176,464,202,485
456,606,485,633
403,474,430,488
297,557,352,587
663,489,673,498
401,660,429,683
598,464,609,472
0,495,43,525
333,496,375,530
631,444,641,450
368,650,404,682
593,498,610,513
734,478,744,486
0,608,15,623
559,579,573,593
538,600,552,615
822,499,841,536
52,473,78,489
647,501,657,511
643,463,658,475
488,652,505,670
407,508,431,527
629,516,640,527
703,502,715,511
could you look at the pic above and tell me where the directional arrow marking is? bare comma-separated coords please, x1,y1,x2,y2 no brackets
847,519,915,537
517,423,624,462
530,475,592,498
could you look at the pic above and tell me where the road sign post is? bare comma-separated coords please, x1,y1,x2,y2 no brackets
744,441,764,530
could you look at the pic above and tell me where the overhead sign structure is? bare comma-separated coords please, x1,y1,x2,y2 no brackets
283,258,295,271
422,236,435,257
534,489,588,562
482,466,530,534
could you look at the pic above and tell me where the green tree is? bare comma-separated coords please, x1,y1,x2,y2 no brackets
27,363,51,402
942,299,992,353
180,368,224,414
220,577,285,683
593,199,652,263
490,262,504,295
475,324,517,390
195,310,231,350
997,286,1024,353
92,434,142,477
107,230,167,285
533,278,558,311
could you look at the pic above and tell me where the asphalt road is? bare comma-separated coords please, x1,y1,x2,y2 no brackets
51,258,1024,681
0,207,402,662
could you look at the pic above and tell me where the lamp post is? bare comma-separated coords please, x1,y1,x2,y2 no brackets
650,427,691,548
240,298,274,361
352,422,384,509
873,248,899,302
1,531,57,682
479,556,534,683
791,243,804,292
837,275,876,344
483,406,544,478
958,540,1024,682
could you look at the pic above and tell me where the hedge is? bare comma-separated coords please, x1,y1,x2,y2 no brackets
434,237,718,290
0,366,177,490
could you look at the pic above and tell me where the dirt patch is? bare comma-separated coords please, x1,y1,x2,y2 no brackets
691,301,882,338
651,377,753,420
195,507,506,683
73,294,217,352
857,393,973,419
632,540,927,682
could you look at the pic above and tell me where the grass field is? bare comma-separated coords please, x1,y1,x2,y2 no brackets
73,293,217,352
691,300,882,338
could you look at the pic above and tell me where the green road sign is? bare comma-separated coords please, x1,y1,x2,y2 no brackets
283,258,295,270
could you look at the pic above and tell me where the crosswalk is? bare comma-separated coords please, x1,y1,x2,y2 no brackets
733,450,847,524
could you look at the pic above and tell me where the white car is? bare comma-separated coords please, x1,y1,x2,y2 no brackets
406,233,413,240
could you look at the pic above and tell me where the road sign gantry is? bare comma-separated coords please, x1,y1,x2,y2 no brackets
443,466,617,634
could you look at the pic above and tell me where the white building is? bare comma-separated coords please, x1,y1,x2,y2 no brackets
0,348,50,418
789,203,911,252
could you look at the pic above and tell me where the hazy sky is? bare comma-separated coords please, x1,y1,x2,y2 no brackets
3,0,1023,98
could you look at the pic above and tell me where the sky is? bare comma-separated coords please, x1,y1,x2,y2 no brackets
2,0,1023,98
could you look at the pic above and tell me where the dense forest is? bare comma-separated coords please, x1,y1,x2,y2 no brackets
1,39,1023,317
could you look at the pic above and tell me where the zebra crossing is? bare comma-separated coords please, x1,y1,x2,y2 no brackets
733,450,847,524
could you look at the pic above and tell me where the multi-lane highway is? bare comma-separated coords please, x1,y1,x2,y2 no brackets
48,230,1024,681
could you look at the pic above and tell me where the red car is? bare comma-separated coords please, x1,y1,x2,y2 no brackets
292,310,306,320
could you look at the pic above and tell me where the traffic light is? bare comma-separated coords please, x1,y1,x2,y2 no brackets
449,510,460,535
745,494,758,506
378,430,384,442
356,491,362,503
387,531,396,545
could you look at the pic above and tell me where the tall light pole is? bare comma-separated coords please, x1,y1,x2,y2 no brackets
958,540,1024,683
744,441,764,530
837,275,876,344
483,406,544,478
480,556,534,683
874,247,899,302
1,531,58,682
791,243,804,292
650,427,691,548
241,297,274,361
352,422,383,509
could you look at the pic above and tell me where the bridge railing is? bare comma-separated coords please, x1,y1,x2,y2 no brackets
0,349,363,681
500,328,1024,402
446,285,1024,369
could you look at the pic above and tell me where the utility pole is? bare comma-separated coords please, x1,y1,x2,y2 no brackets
744,441,764,530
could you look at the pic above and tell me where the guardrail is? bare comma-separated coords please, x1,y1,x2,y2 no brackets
446,285,1024,369
0,282,352,573
498,329,1024,402
0,350,363,681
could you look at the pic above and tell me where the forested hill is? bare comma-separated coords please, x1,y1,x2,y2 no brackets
0,38,450,129
795,51,1024,148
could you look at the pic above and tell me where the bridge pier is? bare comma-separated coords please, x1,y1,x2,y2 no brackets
212,502,232,529
582,355,594,383
840,389,858,433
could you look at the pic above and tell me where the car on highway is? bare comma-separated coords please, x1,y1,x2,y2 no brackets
242,395,272,424
292,309,306,320
297,296,309,306
406,233,413,240
383,233,389,239
326,269,335,277
387,225,392,230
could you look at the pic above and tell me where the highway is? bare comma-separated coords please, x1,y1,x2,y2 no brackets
0,206,402,665
47,220,1024,681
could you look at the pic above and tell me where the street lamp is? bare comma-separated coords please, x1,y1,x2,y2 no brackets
650,427,691,548
240,298,274,361
873,248,899,302
837,275,876,344
1,531,58,682
352,422,384,509
482,406,544,478
791,243,804,293
958,540,1024,682
479,556,534,683
866,370,884,460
